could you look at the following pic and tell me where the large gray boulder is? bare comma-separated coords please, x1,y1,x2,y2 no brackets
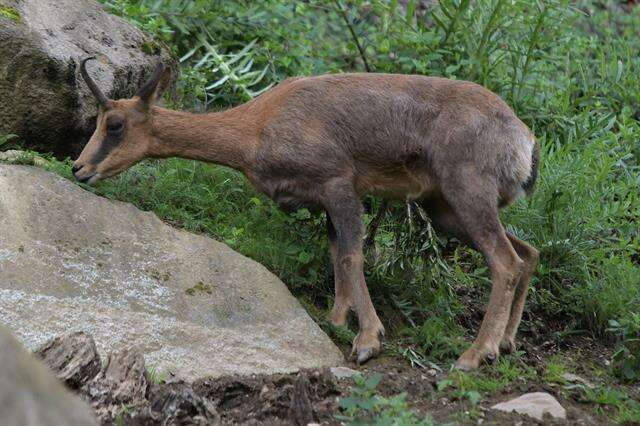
0,324,98,426
0,0,176,157
0,165,344,380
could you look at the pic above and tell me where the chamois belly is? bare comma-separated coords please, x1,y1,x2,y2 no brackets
254,176,324,213
357,167,438,201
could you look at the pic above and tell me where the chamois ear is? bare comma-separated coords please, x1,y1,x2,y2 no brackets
136,62,172,110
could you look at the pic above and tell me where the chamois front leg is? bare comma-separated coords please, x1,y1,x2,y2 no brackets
323,182,385,364
327,216,353,326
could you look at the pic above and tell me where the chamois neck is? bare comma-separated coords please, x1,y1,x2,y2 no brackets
150,106,258,171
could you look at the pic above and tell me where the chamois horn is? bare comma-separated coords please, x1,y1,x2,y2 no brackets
80,56,109,108
136,62,166,102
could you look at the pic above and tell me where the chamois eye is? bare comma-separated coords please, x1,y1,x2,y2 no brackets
106,120,124,135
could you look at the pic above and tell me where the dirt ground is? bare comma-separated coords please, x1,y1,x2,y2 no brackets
185,337,636,425
38,324,637,424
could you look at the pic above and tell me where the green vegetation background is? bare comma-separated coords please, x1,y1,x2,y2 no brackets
17,0,639,388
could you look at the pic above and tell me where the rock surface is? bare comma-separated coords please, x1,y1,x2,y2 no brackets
561,372,595,388
0,0,176,157
32,331,219,424
149,382,219,425
82,346,217,424
34,331,101,390
0,325,97,426
491,392,567,421
0,165,343,380
329,366,359,380
84,348,150,411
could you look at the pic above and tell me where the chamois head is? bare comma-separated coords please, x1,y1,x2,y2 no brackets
73,57,171,184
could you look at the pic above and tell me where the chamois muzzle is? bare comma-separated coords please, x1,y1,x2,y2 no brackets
80,56,109,108
71,163,98,184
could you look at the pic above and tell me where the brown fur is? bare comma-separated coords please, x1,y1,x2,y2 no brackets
75,70,540,369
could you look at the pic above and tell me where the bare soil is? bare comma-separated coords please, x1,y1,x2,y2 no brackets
183,338,633,425
42,327,637,425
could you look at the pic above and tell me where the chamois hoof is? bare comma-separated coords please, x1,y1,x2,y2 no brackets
499,337,517,354
355,347,378,365
350,327,384,365
454,345,499,371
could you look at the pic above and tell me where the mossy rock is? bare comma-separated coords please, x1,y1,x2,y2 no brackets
0,0,177,158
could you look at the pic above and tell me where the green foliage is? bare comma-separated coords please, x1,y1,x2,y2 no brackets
337,374,434,425
608,316,640,383
617,399,640,425
0,134,18,147
404,317,467,362
581,386,640,423
0,6,20,23
544,355,569,384
182,37,273,105
146,366,167,385
437,357,536,402
323,321,359,347
83,0,640,384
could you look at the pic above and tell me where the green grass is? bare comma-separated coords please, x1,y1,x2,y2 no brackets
0,134,18,147
147,366,167,385
4,0,639,389
430,353,640,423
544,355,570,384
437,357,536,396
582,386,640,424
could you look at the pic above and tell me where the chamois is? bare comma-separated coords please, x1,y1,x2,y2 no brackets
74,57,540,370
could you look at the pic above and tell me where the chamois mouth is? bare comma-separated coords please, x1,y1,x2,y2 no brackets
86,173,102,185
76,172,101,185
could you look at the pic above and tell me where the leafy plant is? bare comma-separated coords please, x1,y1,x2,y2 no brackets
0,134,18,148
337,374,434,425
182,35,273,106
608,316,640,383
404,317,467,362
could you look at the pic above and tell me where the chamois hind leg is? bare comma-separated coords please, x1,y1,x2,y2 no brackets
323,180,385,364
438,172,525,371
500,232,539,353
418,196,468,241
327,215,354,326
420,199,538,355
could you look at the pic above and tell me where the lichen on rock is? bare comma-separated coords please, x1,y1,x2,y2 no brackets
0,5,20,23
